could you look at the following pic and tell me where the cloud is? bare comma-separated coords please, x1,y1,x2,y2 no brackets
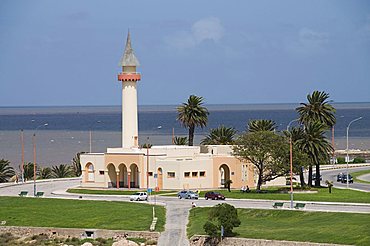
165,17,224,49
285,28,330,55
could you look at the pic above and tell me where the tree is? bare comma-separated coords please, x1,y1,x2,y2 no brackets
177,95,209,146
204,203,241,238
37,167,52,179
72,152,85,177
284,127,309,187
233,131,289,191
224,179,233,192
248,119,276,132
23,162,34,181
51,164,73,178
173,136,188,145
0,159,15,183
296,90,336,187
296,121,333,187
201,125,236,145
296,91,336,127
140,143,152,148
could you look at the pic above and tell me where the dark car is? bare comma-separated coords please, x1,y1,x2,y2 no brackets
341,174,353,183
205,191,225,200
337,173,345,182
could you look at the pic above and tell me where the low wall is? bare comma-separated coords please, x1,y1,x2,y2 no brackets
189,235,349,246
0,226,159,241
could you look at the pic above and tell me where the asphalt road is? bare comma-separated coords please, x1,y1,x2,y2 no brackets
321,166,370,192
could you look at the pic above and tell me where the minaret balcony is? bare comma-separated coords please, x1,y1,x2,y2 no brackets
118,73,141,81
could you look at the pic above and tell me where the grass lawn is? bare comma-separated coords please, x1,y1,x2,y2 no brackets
352,169,370,184
67,188,175,196
0,197,165,231
188,207,370,245
196,187,370,203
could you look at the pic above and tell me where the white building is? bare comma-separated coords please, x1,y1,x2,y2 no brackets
81,32,257,190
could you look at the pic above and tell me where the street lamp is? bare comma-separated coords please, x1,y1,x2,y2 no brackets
287,118,299,209
346,117,362,189
33,123,48,196
89,121,101,153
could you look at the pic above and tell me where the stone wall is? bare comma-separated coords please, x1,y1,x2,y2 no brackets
0,226,159,241
189,235,349,246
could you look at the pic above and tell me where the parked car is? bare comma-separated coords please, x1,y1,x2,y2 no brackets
129,192,148,201
337,173,345,182
177,190,199,199
312,173,322,181
341,174,353,184
204,191,225,200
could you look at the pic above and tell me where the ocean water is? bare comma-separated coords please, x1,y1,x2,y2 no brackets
1,103,370,168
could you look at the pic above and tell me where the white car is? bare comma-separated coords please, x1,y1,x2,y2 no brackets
129,192,148,201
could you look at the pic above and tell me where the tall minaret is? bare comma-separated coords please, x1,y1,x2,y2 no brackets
118,31,141,148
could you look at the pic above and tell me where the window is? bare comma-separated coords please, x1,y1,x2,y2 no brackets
99,170,104,175
167,172,175,178
200,171,206,177
192,172,198,177
148,172,153,176
184,172,190,178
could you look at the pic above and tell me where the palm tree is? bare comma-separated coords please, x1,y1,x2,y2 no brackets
248,119,276,132
140,143,153,148
284,127,308,187
174,136,188,145
296,121,333,187
296,90,336,187
23,162,34,181
38,167,52,179
201,125,236,145
72,152,85,177
177,95,209,146
0,159,15,183
296,91,336,127
51,164,73,178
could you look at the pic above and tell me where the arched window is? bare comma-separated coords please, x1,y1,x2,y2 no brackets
86,163,95,182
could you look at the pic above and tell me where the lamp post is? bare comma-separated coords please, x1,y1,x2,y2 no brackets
346,117,362,189
287,118,299,209
33,123,48,196
89,120,101,153
20,129,25,183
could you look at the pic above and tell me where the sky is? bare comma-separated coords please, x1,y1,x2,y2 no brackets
0,0,369,106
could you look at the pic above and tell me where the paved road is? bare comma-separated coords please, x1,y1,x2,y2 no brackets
321,166,370,192
2,172,370,246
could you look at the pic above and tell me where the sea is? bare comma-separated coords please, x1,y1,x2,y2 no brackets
1,103,370,168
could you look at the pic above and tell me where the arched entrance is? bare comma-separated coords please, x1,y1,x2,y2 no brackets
219,164,230,187
85,163,94,182
130,163,139,188
107,163,117,188
157,167,163,190
118,163,127,188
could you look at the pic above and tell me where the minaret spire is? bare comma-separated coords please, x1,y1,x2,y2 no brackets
118,31,141,148
119,30,140,67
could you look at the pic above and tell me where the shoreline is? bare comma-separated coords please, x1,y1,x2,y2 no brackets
1,130,369,168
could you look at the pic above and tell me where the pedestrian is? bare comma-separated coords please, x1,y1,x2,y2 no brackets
191,202,197,208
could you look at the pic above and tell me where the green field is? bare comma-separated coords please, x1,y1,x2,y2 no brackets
352,169,370,184
67,188,175,196
188,207,370,245
193,187,370,203
0,197,165,231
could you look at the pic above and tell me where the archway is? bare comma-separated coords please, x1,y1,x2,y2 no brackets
157,167,163,190
118,163,127,188
107,163,117,188
130,163,139,188
219,164,230,187
85,163,94,182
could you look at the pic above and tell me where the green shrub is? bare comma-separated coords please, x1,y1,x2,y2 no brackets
352,157,365,163
337,157,345,164
204,203,241,238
